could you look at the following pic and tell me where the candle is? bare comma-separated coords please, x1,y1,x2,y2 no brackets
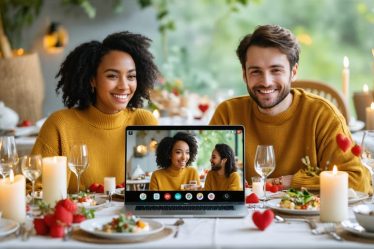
366,102,374,129
42,156,67,206
251,176,264,198
104,177,116,194
342,56,350,103
320,165,348,222
353,84,374,122
0,170,26,222
152,109,160,119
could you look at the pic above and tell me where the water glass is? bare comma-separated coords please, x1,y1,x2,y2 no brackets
0,136,19,178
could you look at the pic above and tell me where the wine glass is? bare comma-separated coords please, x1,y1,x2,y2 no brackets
254,145,276,204
21,155,42,206
68,144,89,194
360,130,374,202
0,136,19,178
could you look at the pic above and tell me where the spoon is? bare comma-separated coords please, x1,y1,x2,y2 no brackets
173,218,185,238
275,215,317,230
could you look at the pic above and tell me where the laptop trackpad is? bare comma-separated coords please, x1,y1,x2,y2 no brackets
161,210,206,215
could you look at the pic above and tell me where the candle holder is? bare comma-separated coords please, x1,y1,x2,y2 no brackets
353,91,374,122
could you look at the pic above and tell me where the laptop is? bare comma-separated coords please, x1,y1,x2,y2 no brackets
124,125,247,218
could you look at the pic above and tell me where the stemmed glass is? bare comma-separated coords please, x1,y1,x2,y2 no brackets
0,136,19,178
254,145,276,204
21,155,42,206
360,130,374,203
68,144,89,194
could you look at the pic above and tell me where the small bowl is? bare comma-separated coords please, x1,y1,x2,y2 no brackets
353,204,374,232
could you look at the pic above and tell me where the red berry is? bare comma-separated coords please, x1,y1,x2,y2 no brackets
351,144,361,157
89,183,99,193
265,182,273,191
270,185,279,193
21,120,32,127
73,214,86,223
44,213,57,227
55,205,73,226
50,224,65,238
246,193,259,204
33,218,49,235
56,198,77,213
97,184,104,193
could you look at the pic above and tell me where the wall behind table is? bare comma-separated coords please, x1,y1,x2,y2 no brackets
20,0,159,117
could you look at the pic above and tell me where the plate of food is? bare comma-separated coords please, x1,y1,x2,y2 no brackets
0,218,19,237
266,188,320,215
71,193,106,209
341,219,374,239
80,214,164,240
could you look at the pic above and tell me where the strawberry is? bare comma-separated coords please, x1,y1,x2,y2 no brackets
246,193,259,204
265,182,273,191
96,184,104,193
269,185,279,193
55,205,73,226
50,224,65,238
89,183,99,193
56,198,77,213
116,183,125,188
351,144,361,157
21,120,32,127
73,214,86,223
44,213,57,227
33,218,49,235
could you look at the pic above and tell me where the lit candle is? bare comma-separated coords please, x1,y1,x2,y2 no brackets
366,102,374,129
104,177,116,194
342,56,350,102
0,170,26,222
42,156,67,206
353,84,374,122
363,84,369,93
252,182,264,198
152,109,160,119
320,165,348,222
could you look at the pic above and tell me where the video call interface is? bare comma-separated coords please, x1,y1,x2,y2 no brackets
125,127,245,202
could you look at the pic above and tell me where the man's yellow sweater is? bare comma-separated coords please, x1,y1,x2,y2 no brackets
210,89,372,194
149,167,200,191
204,171,242,191
32,106,157,193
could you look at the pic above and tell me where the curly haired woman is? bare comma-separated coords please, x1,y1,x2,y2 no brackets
149,132,200,191
32,31,159,193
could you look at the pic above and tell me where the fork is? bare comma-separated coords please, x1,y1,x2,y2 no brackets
312,223,342,241
173,218,185,238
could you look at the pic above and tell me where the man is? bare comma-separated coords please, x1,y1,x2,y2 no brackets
209,24,371,194
204,144,242,191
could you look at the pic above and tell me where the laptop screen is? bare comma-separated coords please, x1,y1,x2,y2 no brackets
125,125,245,204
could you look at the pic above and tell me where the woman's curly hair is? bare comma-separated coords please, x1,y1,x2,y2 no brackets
156,132,198,169
56,31,159,109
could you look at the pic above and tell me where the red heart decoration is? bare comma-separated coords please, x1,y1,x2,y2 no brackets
336,133,351,152
351,144,362,157
252,209,274,231
246,193,259,204
198,103,209,113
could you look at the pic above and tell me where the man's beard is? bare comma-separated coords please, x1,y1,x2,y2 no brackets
211,163,222,171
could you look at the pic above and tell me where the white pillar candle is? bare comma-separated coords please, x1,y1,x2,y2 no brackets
342,56,350,103
320,165,348,222
0,170,26,223
104,177,116,194
42,156,67,206
366,102,374,130
252,182,264,198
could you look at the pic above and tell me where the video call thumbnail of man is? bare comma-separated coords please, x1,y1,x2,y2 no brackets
126,129,244,191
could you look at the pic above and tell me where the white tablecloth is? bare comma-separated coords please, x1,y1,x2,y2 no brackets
1,202,373,249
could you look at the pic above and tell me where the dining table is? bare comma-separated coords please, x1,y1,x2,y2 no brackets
1,199,373,249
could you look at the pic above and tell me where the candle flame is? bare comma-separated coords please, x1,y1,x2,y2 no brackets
332,165,338,175
152,109,160,119
9,169,14,183
371,102,374,109
363,84,369,93
343,56,349,68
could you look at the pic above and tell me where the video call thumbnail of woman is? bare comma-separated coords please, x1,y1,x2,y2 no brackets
127,130,244,191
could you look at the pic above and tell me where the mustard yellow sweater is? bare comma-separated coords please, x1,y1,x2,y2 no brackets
204,171,242,191
210,89,372,194
32,106,158,193
149,167,200,191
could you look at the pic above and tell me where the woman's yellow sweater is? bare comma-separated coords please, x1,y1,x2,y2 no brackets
204,171,242,191
32,105,157,193
209,89,372,194
149,167,200,191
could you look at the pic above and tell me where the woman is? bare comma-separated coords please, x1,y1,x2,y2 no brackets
32,31,159,193
204,144,242,191
149,132,200,191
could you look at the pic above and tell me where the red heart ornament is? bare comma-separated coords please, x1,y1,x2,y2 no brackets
246,193,259,204
351,144,362,157
336,133,351,152
198,103,209,113
252,209,274,231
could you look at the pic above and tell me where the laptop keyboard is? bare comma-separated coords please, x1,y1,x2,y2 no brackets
135,205,234,211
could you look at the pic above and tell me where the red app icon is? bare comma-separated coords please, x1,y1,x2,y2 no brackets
164,193,171,200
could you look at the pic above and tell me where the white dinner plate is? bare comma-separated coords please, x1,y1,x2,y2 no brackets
76,197,106,210
265,198,319,215
0,218,19,237
80,216,164,240
349,191,369,204
349,119,365,132
341,219,374,239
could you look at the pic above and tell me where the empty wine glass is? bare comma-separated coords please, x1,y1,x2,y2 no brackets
360,130,374,202
254,145,276,204
68,144,89,194
21,155,42,206
0,136,19,178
